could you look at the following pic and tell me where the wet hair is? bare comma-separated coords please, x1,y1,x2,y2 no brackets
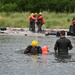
60,30,65,36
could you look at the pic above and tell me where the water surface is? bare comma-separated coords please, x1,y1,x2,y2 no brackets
0,35,75,75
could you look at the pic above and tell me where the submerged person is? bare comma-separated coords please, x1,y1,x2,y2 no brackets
54,30,73,58
24,40,42,55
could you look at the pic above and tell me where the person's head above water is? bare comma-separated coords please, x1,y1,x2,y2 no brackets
60,30,65,37
31,40,38,46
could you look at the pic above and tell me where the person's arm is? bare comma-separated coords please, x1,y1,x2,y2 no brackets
54,40,59,54
37,46,42,54
68,40,73,50
31,15,36,21
37,16,43,20
24,45,31,54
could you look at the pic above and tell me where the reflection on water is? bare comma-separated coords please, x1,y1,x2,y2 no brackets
30,55,41,75
0,35,75,75
54,54,72,63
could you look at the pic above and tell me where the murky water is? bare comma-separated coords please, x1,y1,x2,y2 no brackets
0,35,75,75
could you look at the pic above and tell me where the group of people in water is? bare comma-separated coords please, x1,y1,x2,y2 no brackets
24,30,73,58
24,15,75,59
28,12,45,33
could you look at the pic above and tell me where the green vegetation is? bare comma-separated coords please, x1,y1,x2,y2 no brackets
0,0,75,13
0,11,74,29
0,0,75,29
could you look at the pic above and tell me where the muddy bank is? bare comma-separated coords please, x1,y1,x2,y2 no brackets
0,27,69,36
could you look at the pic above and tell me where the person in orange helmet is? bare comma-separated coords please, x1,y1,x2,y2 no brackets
28,13,37,32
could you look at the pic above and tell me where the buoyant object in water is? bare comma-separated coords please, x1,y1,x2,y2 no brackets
42,46,48,54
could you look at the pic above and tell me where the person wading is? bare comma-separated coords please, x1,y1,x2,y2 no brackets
54,31,73,58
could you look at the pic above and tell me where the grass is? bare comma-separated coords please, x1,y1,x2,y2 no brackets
0,11,74,29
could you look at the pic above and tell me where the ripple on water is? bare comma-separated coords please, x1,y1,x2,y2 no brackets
0,35,75,75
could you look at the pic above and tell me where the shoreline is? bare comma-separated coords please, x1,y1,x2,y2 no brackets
0,27,69,36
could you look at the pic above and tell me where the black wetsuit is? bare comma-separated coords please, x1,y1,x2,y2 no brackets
37,15,43,32
29,15,36,32
72,17,75,36
24,45,42,55
54,37,73,56
73,24,75,36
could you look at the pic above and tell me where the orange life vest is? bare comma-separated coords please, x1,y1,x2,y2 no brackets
42,46,48,54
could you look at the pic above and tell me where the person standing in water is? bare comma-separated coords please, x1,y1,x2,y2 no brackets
54,30,73,57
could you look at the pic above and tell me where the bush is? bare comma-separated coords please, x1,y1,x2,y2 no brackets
0,3,18,12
